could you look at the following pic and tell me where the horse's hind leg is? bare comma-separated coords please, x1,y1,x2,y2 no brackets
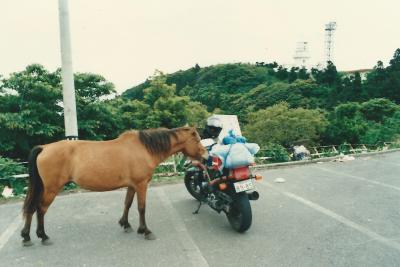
118,187,135,233
21,214,34,246
136,182,156,240
36,190,57,245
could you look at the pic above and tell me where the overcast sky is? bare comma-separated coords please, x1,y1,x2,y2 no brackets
1,0,399,93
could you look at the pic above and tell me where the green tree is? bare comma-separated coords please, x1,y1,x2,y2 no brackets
236,82,290,112
74,72,121,140
297,67,310,80
153,96,190,128
142,73,209,128
365,50,400,103
143,73,174,105
235,80,329,114
323,102,365,144
111,98,155,130
0,65,120,158
339,72,364,103
0,64,64,159
353,72,363,99
365,61,386,98
123,63,280,114
360,110,400,144
288,67,299,83
185,102,210,128
275,65,289,80
244,102,328,147
121,79,150,100
182,84,222,112
324,98,400,145
380,50,400,103
312,61,339,86
359,98,399,122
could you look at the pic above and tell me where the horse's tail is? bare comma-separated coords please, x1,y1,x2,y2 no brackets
23,146,44,217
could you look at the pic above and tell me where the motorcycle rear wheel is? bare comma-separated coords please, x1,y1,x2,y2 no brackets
226,193,252,233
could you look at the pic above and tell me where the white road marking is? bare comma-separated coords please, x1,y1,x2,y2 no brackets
260,182,400,252
313,166,400,192
156,187,209,267
0,213,22,252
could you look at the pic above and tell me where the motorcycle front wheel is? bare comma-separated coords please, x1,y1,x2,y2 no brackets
226,193,252,233
184,171,203,201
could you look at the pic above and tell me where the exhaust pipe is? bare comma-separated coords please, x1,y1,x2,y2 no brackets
247,191,259,201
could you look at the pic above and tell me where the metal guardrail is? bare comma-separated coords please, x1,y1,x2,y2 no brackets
0,161,28,167
254,142,396,163
308,143,392,158
1,142,397,182
0,157,179,182
158,155,177,173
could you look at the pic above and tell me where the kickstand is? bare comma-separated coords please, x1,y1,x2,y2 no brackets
193,200,203,214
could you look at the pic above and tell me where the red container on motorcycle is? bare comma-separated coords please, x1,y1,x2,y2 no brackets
229,166,251,180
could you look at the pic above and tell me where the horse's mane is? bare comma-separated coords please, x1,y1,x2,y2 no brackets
137,128,179,155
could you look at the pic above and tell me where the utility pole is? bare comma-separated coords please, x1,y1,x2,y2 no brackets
58,0,78,140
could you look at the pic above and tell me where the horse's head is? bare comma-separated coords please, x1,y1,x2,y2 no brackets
177,127,208,160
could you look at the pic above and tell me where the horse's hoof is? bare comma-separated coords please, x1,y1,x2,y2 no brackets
118,219,126,227
124,227,133,233
41,239,53,246
22,240,34,247
145,233,156,240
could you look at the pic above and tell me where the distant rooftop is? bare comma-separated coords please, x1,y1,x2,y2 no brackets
341,68,373,74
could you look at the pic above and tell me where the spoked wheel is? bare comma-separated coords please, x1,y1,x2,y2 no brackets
184,172,203,201
226,193,252,233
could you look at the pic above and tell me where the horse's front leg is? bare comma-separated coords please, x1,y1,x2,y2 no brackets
136,181,156,240
118,187,135,233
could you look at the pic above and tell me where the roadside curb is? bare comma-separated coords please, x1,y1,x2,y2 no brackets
253,148,400,170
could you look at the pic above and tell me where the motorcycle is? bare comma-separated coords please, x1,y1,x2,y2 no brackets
184,140,262,233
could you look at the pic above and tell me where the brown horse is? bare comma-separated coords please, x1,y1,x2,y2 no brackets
21,126,207,246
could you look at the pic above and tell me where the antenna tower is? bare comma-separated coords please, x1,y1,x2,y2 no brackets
324,21,337,63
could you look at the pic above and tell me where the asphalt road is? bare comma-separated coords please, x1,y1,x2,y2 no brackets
0,151,399,267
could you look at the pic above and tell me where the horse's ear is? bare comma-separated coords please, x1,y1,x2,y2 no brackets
179,124,193,131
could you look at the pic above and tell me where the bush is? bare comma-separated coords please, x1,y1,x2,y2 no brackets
0,157,28,196
258,143,290,163
63,182,78,191
0,157,26,178
6,176,27,195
